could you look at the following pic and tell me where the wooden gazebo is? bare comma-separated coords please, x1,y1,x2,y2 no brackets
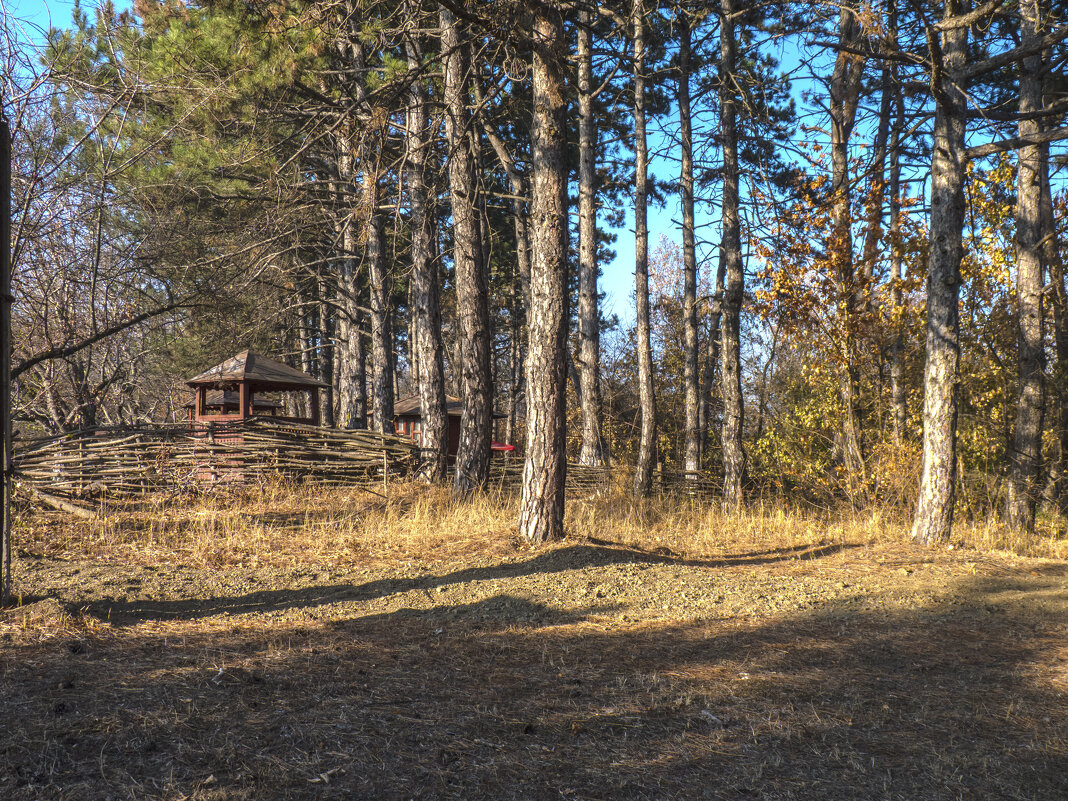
187,350,327,426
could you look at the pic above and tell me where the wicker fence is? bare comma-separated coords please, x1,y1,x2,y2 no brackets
14,418,418,498
14,419,725,503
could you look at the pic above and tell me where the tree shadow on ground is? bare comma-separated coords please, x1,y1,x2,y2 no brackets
2,573,1064,801
79,541,857,625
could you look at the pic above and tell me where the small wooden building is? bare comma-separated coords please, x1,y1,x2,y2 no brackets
187,350,327,426
392,394,514,457
184,390,282,421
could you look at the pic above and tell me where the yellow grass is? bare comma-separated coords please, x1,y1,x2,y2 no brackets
18,478,1067,568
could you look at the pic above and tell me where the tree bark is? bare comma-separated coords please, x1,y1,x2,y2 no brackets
518,5,569,545
366,209,394,434
335,130,368,430
576,9,605,467
1046,144,1068,517
350,38,393,435
699,256,726,462
1006,0,1047,532
406,6,448,482
910,5,968,546
829,1,866,483
318,277,336,427
441,6,491,495
719,0,745,510
632,0,657,497
679,11,700,478
888,13,907,444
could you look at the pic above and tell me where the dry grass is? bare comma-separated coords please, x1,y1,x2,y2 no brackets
3,479,1067,801
17,479,1068,571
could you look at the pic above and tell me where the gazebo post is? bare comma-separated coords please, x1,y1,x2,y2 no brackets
239,382,250,420
196,386,206,420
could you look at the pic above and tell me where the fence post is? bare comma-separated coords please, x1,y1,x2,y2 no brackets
208,422,217,484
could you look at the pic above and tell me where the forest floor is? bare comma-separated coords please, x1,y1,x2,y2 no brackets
1,484,1066,800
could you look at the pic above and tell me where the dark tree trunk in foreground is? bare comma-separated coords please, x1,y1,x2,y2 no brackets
911,7,968,546
829,1,865,483
518,6,569,545
679,12,700,478
576,9,605,467
442,6,491,495
1007,0,1047,532
632,0,657,497
406,9,448,481
719,0,745,510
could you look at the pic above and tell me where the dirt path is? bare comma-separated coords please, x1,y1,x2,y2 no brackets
2,538,1066,800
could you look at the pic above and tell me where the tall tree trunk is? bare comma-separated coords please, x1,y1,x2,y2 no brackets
679,11,700,478
351,38,393,435
888,10,907,443
336,134,368,430
719,0,745,510
441,6,491,494
1007,0,1047,532
576,9,605,467
518,5,569,544
1046,144,1068,518
298,306,314,419
910,6,968,546
507,269,522,448
474,81,531,445
337,265,368,429
366,209,394,434
632,0,657,497
829,1,866,483
406,8,448,481
318,277,335,427
699,257,726,462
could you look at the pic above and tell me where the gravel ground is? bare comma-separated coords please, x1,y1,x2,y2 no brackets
2,535,1066,800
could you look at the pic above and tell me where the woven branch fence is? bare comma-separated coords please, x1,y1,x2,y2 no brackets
485,460,612,495
14,418,418,499
14,418,720,503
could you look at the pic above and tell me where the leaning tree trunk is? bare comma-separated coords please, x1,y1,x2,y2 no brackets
441,6,491,495
406,8,449,482
632,0,657,497
679,11,700,479
1006,0,1047,532
576,9,605,467
910,8,968,546
719,0,745,510
518,5,569,545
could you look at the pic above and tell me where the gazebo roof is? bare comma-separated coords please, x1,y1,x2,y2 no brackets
394,394,464,417
186,350,327,390
393,394,505,419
